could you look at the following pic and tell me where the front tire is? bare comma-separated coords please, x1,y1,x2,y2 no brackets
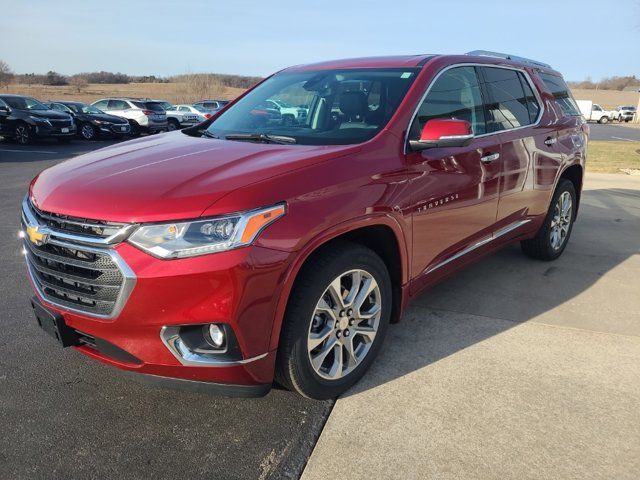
14,122,32,145
521,179,576,261
80,123,97,140
599,116,609,124
276,242,392,399
167,119,180,131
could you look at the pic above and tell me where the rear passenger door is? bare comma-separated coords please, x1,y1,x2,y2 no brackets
479,66,560,227
406,66,502,293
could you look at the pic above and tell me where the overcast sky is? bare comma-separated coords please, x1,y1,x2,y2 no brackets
2,0,639,81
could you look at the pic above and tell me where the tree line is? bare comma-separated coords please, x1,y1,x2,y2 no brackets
0,60,262,90
568,75,640,91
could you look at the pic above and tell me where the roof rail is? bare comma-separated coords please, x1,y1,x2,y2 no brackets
466,50,552,69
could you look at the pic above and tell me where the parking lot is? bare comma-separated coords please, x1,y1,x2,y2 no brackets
2,130,639,479
0,138,332,480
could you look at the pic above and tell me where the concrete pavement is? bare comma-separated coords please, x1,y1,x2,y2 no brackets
303,173,640,480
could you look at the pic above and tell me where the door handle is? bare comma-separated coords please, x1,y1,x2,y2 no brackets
544,136,557,146
480,152,500,163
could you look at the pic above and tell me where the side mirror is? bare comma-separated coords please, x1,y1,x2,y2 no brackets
409,119,473,151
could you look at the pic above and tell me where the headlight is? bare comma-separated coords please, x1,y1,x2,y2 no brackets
93,119,106,125
128,204,286,258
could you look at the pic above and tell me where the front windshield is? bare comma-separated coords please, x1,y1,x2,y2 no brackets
157,101,173,110
2,96,48,110
205,68,418,146
81,104,103,114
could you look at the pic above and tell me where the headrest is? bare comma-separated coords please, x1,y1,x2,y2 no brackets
339,91,368,117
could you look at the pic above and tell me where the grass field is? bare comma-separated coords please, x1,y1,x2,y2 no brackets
3,83,246,104
587,140,640,173
572,88,639,110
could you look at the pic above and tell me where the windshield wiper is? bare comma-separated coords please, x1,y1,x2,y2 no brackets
224,133,297,145
201,130,220,139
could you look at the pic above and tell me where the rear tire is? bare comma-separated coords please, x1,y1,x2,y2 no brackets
128,121,140,137
521,179,576,261
276,242,392,399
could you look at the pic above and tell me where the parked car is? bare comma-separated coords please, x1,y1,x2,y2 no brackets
153,100,202,131
45,101,130,140
576,100,614,123
265,99,309,125
21,51,586,399
612,105,636,122
0,94,75,144
90,98,167,136
175,104,212,120
193,99,229,112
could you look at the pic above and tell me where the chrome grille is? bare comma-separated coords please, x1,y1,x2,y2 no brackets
27,198,127,240
49,119,73,127
21,197,136,318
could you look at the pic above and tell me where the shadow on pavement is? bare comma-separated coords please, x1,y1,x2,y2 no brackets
342,185,640,397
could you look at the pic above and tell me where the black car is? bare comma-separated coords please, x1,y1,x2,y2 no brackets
46,101,130,140
0,94,76,145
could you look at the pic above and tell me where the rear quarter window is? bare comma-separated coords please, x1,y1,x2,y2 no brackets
539,73,581,117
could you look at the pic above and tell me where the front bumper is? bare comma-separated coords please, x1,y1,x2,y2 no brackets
25,239,291,393
34,124,76,138
98,123,131,135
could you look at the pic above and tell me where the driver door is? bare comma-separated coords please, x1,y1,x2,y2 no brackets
406,66,502,293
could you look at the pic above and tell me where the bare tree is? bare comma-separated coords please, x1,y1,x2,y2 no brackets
0,60,13,89
181,74,225,103
69,75,89,93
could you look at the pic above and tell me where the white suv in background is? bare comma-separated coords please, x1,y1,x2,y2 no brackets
153,100,202,131
90,98,168,136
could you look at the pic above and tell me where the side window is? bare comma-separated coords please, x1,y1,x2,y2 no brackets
593,105,602,112
108,100,128,110
410,66,486,138
93,100,108,110
539,73,581,117
519,75,541,124
481,67,533,132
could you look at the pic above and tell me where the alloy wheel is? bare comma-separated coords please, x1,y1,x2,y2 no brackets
81,124,95,140
307,269,381,380
550,191,572,250
15,125,29,144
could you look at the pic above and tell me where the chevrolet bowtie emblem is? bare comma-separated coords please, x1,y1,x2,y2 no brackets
26,225,49,246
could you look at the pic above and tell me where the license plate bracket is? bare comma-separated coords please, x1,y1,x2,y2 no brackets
31,297,79,347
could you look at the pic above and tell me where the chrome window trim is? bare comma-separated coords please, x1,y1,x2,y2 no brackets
404,63,545,154
160,326,268,367
22,196,137,247
424,219,531,275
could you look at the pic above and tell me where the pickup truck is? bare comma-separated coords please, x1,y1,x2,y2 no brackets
154,100,202,131
576,100,614,123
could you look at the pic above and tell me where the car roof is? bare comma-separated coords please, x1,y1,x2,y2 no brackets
283,53,561,76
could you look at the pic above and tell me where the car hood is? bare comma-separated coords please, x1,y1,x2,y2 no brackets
25,109,72,120
88,112,128,124
31,131,359,223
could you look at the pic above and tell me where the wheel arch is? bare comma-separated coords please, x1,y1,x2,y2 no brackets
268,215,409,352
559,163,583,216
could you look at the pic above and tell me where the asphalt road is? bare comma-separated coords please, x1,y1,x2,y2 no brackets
0,137,332,480
588,123,640,141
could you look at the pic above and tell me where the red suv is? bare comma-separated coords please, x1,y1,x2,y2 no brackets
22,51,586,399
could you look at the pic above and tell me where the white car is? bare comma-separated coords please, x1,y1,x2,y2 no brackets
154,100,202,130
576,100,615,124
174,104,210,121
612,106,636,123
91,98,167,135
265,99,309,125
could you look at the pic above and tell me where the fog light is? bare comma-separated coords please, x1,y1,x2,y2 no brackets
206,324,225,348
18,231,25,239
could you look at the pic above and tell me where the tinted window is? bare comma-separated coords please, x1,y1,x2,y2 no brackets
93,100,109,110
539,73,581,117
132,101,164,112
410,66,486,138
108,100,129,110
482,67,536,132
0,96,48,110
